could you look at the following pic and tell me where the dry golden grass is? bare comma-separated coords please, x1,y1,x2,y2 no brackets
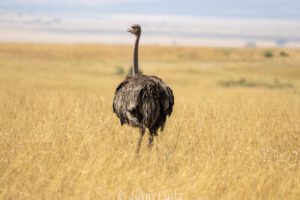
0,43,300,199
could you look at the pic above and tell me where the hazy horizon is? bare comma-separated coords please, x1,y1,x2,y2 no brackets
1,0,300,47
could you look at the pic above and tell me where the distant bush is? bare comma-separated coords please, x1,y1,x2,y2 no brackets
219,78,293,89
280,51,289,57
115,66,125,75
219,78,256,87
221,49,231,56
263,50,273,58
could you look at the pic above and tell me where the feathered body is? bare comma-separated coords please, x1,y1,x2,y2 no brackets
113,74,174,135
112,24,174,153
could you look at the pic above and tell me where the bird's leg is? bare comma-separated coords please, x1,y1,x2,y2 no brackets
136,128,145,154
155,136,159,152
148,133,154,151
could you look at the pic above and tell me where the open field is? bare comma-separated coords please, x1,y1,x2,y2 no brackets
0,43,300,199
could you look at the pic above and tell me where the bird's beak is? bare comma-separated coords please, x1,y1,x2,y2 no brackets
127,28,134,33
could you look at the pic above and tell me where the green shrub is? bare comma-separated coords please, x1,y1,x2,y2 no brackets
264,50,273,58
115,66,125,75
280,51,289,57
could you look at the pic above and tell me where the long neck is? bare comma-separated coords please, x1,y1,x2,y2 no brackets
132,34,140,76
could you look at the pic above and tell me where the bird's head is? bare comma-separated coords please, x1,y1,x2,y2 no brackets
127,24,141,36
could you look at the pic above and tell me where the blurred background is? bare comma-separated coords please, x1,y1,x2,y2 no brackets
1,0,300,47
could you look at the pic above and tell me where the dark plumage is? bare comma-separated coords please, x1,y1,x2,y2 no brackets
112,24,174,153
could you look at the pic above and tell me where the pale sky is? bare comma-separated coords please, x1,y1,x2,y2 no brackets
1,0,300,19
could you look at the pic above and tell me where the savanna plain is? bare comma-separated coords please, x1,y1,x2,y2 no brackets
0,44,300,200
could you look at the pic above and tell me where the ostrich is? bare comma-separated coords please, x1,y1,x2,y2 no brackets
113,24,174,154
